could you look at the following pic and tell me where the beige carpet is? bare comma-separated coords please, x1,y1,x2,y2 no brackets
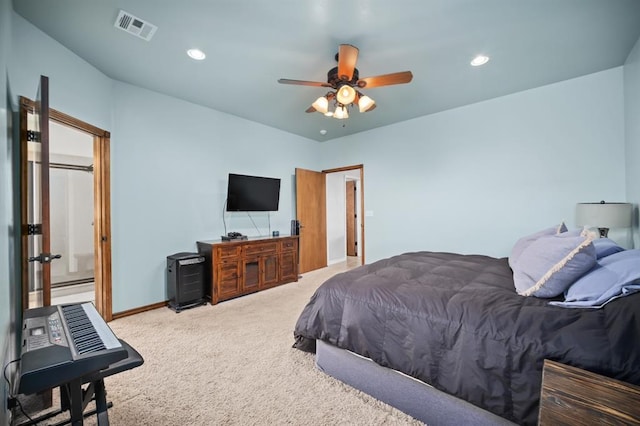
17,262,423,425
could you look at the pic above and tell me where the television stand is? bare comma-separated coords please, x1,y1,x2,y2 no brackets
196,235,298,304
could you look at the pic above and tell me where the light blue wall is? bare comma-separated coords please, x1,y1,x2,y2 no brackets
9,12,112,129
4,8,634,316
1,0,14,422
8,13,321,313
321,68,626,262
625,35,640,248
110,82,320,312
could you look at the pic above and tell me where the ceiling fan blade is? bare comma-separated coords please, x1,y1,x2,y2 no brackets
357,71,413,88
337,44,359,81
305,106,316,113
278,78,332,87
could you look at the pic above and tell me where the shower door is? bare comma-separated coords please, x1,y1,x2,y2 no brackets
49,148,95,295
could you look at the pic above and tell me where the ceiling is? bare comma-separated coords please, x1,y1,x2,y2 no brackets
13,0,640,142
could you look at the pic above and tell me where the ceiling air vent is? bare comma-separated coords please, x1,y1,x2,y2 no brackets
114,10,157,41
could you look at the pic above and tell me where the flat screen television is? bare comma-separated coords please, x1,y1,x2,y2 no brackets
226,173,281,212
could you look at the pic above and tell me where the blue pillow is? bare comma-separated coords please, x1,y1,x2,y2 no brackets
550,250,640,308
592,238,625,259
513,232,596,298
508,222,568,269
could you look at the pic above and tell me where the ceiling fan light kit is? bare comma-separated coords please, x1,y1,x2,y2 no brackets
278,44,412,120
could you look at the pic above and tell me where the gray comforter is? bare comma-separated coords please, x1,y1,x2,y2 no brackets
293,251,640,425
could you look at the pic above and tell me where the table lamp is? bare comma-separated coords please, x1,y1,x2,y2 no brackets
575,201,632,238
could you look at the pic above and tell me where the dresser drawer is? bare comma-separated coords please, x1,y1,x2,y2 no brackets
280,239,297,252
215,245,240,259
243,242,277,256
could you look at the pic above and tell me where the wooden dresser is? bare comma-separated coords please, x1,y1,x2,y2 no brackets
196,235,298,304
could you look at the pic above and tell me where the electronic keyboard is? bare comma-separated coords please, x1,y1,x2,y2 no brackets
18,302,127,395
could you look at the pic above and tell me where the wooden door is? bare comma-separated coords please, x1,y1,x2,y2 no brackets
19,75,55,409
242,257,260,292
280,251,298,282
262,254,279,287
216,261,241,302
21,76,61,310
346,180,357,256
295,168,327,273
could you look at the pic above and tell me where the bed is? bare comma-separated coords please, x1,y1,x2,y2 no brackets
293,231,640,425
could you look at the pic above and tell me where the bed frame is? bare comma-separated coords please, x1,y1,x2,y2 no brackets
315,340,516,426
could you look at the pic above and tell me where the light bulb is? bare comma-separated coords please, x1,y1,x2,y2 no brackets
470,55,490,66
187,49,206,60
336,85,356,105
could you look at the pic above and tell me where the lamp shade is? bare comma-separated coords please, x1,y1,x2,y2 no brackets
336,85,356,105
333,105,349,119
358,95,375,112
311,96,329,114
575,202,632,229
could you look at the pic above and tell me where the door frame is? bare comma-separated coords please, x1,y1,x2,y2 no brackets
345,179,357,257
20,97,114,321
322,164,365,265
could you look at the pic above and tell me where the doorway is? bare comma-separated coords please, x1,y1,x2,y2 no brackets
325,170,362,267
20,96,114,320
49,121,95,305
23,115,96,306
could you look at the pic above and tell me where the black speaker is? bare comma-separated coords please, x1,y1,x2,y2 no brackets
167,252,206,312
291,219,300,236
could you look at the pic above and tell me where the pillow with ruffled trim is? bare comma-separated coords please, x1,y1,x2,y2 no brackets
513,231,596,298
508,222,568,269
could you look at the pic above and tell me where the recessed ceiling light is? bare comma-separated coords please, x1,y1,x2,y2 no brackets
187,48,206,60
320,129,327,135
470,55,490,67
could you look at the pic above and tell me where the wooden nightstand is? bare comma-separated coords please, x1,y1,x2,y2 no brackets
538,359,640,425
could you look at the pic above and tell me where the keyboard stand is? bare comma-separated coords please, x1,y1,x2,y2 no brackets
17,339,143,426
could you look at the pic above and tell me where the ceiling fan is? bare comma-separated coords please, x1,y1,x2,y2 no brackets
278,44,413,119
